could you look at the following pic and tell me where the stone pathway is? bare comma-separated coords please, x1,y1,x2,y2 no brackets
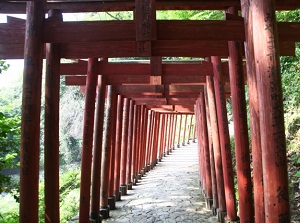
104,142,218,223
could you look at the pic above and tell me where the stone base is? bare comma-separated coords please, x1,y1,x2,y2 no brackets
205,198,213,210
120,184,127,195
90,211,102,223
114,190,121,201
225,217,240,223
146,164,151,172
137,173,142,180
167,151,170,155
158,157,162,162
108,196,116,210
212,206,218,216
163,152,167,157
100,206,110,219
127,182,133,190
150,161,155,169
177,144,180,148
217,209,227,223
182,142,185,146
132,174,137,185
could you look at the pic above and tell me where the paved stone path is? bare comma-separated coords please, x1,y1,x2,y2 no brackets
104,142,218,223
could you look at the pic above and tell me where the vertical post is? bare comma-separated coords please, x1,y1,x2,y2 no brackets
171,114,177,150
211,56,238,222
158,113,164,161
91,75,106,222
134,105,141,181
199,93,213,209
120,98,130,195
187,115,193,144
126,100,135,190
108,93,118,210
206,75,227,219
182,114,188,146
44,9,61,223
240,0,265,222
252,0,290,221
100,85,116,219
113,95,124,201
131,105,139,185
152,112,160,166
79,58,98,223
177,114,182,147
20,1,45,222
226,6,254,223
162,114,168,156
204,86,219,216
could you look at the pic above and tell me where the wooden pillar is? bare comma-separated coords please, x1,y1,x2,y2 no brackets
91,75,106,222
44,9,61,223
147,111,155,168
100,85,117,219
240,0,265,222
141,108,149,171
206,75,227,219
131,105,139,184
113,95,124,201
177,114,182,147
20,1,45,222
158,113,164,161
152,112,160,166
79,58,98,223
120,98,130,195
226,6,254,223
145,110,153,169
126,100,135,189
204,86,219,216
187,115,193,144
108,93,118,210
211,56,238,221
199,93,213,209
171,114,177,149
252,0,290,221
163,114,168,155
133,105,141,181
182,114,188,146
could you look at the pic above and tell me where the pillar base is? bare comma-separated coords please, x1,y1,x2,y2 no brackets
132,174,137,185
177,144,180,148
137,173,142,180
100,206,110,219
108,196,116,210
182,142,185,146
163,152,167,157
90,212,102,223
120,184,127,195
158,157,162,162
114,190,121,201
167,151,170,155
217,209,227,223
150,161,155,169
193,139,196,143
205,198,213,210
127,182,133,190
212,206,217,216
146,164,151,172
225,217,240,223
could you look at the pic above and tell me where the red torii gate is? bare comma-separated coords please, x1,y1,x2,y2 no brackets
0,0,296,222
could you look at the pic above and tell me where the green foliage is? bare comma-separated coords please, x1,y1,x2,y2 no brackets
0,111,21,194
157,10,223,20
0,60,10,74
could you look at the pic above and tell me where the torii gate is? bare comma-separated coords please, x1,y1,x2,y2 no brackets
0,0,298,222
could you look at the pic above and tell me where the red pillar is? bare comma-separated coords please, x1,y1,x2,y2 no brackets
182,114,188,146
206,75,227,219
126,100,135,189
227,6,254,223
187,115,193,144
211,56,238,222
158,113,164,161
120,98,130,195
199,93,213,209
108,93,118,210
171,114,177,149
44,9,61,223
241,0,265,222
204,86,219,215
152,112,160,166
177,114,182,147
20,1,45,222
252,0,290,221
100,85,117,219
91,75,106,222
113,95,124,201
133,105,141,181
79,58,98,223
131,105,139,184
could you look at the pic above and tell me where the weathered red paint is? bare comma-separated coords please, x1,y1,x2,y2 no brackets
44,9,61,223
240,0,265,222
227,6,254,223
187,114,193,144
120,98,130,187
91,75,106,222
79,58,98,223
182,114,188,146
252,0,290,221
206,75,226,214
126,100,135,187
20,2,45,222
211,56,238,221
113,95,124,199
177,114,182,147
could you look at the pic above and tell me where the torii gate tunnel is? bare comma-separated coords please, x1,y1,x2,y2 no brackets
0,0,298,222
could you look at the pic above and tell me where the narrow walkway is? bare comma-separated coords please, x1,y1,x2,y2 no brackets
104,142,218,223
